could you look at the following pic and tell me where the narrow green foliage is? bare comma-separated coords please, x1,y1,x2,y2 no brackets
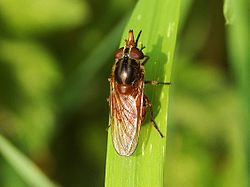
225,0,250,186
0,135,58,187
105,0,181,187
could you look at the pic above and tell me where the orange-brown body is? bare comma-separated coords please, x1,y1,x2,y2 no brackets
108,30,166,156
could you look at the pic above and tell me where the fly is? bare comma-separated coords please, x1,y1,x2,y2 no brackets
108,30,170,156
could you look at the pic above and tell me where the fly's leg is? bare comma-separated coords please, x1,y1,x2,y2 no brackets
144,95,164,138
141,56,171,85
106,124,111,132
145,80,171,85
144,79,170,137
106,97,110,103
141,55,149,65
140,45,146,51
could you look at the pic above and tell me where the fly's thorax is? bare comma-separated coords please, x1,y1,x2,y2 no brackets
114,57,140,85
112,30,145,95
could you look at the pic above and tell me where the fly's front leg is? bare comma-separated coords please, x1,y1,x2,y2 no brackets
141,55,149,65
144,95,164,138
139,43,146,51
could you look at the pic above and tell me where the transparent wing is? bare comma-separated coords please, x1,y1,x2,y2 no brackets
109,82,144,156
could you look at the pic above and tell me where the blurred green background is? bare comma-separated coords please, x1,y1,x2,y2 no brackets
0,0,249,187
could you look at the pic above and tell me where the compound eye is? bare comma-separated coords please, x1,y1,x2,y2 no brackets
130,47,144,60
114,47,124,59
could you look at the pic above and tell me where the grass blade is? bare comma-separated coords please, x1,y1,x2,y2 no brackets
105,0,180,186
225,0,250,185
0,135,59,187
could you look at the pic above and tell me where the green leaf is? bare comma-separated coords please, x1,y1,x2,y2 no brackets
105,0,181,186
0,134,59,187
226,0,250,186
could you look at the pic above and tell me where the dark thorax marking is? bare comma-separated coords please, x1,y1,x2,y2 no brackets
114,56,140,85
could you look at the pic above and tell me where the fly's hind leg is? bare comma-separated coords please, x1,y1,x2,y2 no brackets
144,95,164,138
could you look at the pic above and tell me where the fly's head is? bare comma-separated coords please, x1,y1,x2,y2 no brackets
114,30,144,61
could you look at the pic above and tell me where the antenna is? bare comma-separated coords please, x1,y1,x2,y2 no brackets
135,30,142,48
